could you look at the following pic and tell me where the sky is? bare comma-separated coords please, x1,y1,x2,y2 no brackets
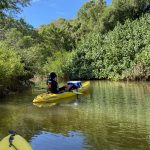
19,0,112,27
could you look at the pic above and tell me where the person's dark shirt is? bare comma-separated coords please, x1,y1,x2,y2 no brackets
48,79,59,93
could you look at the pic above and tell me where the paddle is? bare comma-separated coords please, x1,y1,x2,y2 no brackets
73,91,82,95
72,88,82,99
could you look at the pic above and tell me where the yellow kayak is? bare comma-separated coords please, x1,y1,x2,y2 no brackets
33,81,90,103
0,134,32,150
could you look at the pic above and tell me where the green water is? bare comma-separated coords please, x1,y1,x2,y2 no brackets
0,81,150,150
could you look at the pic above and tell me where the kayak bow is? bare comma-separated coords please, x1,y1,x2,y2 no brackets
0,134,32,150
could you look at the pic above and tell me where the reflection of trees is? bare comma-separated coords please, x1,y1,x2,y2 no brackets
0,81,150,149
80,81,150,150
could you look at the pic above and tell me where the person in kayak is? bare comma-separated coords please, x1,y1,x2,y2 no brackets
47,72,75,93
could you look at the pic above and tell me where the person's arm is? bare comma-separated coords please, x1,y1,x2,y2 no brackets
48,82,52,89
47,81,52,93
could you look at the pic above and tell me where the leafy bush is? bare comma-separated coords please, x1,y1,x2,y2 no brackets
63,14,150,80
0,42,24,86
41,51,72,79
103,14,150,80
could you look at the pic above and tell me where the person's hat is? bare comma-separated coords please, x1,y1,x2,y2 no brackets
50,72,57,79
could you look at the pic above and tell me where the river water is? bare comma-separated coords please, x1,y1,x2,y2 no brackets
0,81,150,150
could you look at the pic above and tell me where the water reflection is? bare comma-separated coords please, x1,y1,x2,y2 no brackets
30,131,91,150
32,96,80,108
0,81,150,150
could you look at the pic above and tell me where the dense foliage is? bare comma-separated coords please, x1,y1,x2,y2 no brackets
62,0,150,80
66,14,150,80
0,0,150,96
0,0,41,95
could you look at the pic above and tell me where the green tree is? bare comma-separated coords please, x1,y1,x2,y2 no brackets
99,0,150,33
0,42,24,86
3,28,43,80
78,0,106,33
0,0,31,17
38,21,75,54
42,51,72,78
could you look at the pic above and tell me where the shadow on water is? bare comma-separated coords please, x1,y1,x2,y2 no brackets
0,81,150,150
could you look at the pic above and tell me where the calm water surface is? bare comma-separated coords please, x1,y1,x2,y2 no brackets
0,81,150,150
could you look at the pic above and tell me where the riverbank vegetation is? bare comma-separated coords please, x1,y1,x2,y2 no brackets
0,0,150,96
